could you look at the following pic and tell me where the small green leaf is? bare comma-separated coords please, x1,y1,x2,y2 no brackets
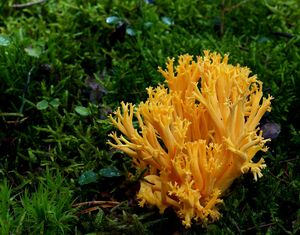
75,106,90,116
49,98,60,108
126,27,136,36
0,35,10,46
161,16,174,26
24,46,42,58
78,170,98,185
106,16,121,24
99,166,122,178
36,100,49,110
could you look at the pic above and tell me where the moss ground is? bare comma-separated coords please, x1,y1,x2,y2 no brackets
0,0,299,234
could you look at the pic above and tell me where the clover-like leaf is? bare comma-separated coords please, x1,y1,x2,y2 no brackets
49,98,60,108
99,166,122,178
75,106,90,116
0,35,10,46
78,170,98,185
24,46,42,58
36,100,49,110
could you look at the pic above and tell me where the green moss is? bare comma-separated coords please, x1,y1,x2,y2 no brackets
0,0,299,234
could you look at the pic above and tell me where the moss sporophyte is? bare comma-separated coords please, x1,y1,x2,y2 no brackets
108,51,273,228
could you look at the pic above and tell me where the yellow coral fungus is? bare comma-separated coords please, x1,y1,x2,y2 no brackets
108,51,273,227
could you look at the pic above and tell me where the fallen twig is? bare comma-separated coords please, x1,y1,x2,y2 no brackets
0,112,24,117
72,200,120,208
279,156,299,163
76,206,103,215
12,0,47,9
224,0,249,12
73,200,120,215
242,222,276,232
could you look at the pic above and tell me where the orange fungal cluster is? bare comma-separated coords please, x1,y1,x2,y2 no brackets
108,51,273,227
